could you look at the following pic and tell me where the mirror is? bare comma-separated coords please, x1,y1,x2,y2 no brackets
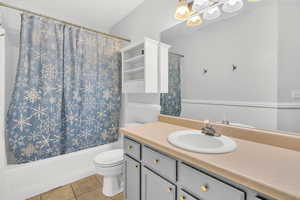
160,0,300,135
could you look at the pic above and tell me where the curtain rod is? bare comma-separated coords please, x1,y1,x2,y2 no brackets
169,52,184,58
0,2,131,42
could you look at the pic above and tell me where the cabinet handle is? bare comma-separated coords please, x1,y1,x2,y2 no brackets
135,165,139,168
200,185,209,192
180,196,186,200
166,187,173,193
154,159,160,164
128,145,133,150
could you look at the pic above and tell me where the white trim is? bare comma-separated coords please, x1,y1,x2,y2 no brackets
182,99,300,109
0,26,6,169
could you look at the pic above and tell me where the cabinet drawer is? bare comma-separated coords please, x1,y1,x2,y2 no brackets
142,146,177,181
178,190,198,200
142,167,176,200
124,137,141,160
178,163,245,200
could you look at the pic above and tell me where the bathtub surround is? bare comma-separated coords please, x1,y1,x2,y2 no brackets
160,53,182,117
6,14,126,164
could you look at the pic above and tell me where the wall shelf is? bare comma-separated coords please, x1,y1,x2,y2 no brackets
124,55,144,65
124,67,144,74
121,37,171,94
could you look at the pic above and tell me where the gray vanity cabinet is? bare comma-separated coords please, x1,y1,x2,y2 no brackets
142,167,176,200
123,137,271,200
125,155,140,200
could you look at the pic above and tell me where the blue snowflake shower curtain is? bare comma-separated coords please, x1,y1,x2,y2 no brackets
160,54,181,116
6,14,125,164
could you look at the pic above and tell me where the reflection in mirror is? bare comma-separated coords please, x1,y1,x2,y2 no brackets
161,0,300,135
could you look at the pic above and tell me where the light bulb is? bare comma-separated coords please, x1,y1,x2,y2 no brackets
192,0,210,12
175,0,191,20
186,15,203,26
222,0,244,13
203,6,221,20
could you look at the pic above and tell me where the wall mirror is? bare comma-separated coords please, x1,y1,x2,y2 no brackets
160,0,300,135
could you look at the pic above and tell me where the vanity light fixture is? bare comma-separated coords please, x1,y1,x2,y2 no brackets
175,0,191,20
174,0,261,27
186,15,203,26
203,6,221,20
192,0,210,12
222,0,244,13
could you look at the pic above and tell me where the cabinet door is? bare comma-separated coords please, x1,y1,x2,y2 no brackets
125,155,140,200
144,38,159,93
159,42,171,93
142,167,176,200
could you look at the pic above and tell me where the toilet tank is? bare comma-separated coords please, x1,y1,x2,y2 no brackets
125,103,161,124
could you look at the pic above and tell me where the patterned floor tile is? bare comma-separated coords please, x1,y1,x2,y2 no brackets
95,174,104,185
41,185,75,200
27,175,123,200
71,175,101,197
76,189,111,200
26,196,41,200
111,193,124,200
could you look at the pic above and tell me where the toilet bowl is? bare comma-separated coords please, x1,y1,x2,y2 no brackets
94,103,161,196
94,149,124,197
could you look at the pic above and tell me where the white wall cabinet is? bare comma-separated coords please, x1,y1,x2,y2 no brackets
121,37,170,94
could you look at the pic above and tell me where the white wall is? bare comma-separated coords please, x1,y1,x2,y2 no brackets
277,0,300,133
0,28,5,198
110,0,179,43
111,0,181,105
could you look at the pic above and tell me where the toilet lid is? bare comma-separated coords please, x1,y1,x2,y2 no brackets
94,149,124,166
124,123,143,128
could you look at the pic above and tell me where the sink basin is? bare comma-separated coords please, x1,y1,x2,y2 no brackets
168,130,237,154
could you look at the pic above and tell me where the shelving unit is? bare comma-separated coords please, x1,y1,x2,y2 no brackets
121,37,171,94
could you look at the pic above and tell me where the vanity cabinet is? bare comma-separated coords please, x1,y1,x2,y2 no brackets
123,137,272,200
142,167,176,200
124,155,140,200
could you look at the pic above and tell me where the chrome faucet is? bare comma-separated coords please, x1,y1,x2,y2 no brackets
201,120,221,137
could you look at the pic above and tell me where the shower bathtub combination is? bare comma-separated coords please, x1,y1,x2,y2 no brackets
0,7,125,200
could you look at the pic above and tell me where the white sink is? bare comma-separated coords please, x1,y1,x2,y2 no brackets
168,130,237,154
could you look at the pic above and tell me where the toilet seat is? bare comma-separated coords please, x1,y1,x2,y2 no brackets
124,122,143,128
94,149,124,167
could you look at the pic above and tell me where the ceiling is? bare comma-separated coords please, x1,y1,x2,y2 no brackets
1,0,144,32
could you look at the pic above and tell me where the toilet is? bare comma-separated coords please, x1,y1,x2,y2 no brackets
94,149,124,197
93,103,161,197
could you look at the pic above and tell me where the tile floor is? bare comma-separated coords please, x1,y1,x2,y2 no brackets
26,175,123,200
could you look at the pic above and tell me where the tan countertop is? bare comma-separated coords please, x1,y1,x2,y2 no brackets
120,120,300,200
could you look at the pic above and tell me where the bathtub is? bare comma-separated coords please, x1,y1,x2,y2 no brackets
1,140,121,200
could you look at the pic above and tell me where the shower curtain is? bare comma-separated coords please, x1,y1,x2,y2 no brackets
6,14,124,164
160,54,181,117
